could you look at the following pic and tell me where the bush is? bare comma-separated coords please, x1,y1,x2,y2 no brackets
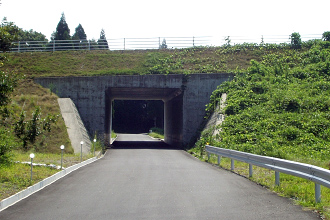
0,128,17,164
290,32,302,49
322,31,330,41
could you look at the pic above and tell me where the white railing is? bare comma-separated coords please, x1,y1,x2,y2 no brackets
205,145,330,203
9,34,323,52
10,36,211,52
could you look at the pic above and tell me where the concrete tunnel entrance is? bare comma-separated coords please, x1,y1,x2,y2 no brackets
105,87,183,147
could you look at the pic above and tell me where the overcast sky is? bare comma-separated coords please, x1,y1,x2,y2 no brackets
1,0,329,45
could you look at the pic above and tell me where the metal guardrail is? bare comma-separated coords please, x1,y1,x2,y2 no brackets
205,145,330,203
10,36,211,52
8,34,323,52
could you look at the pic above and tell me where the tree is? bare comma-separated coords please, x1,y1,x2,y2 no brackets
0,17,19,52
72,24,87,40
0,18,21,163
290,32,302,49
72,24,87,50
53,13,72,50
97,29,109,50
159,38,167,49
322,31,330,42
54,13,70,40
18,29,47,41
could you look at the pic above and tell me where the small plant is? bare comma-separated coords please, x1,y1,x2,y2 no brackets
14,106,59,150
224,36,231,48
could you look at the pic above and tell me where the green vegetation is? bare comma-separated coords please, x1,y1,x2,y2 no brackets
4,44,268,77
0,151,96,200
2,24,330,218
148,127,164,140
189,38,330,218
200,39,330,164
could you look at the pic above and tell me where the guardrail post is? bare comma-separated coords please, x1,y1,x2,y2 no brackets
231,159,234,171
207,152,210,161
275,171,280,186
315,183,321,203
217,155,221,166
249,164,253,177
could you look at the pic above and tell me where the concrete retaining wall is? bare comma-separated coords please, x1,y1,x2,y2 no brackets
58,98,91,153
35,73,233,147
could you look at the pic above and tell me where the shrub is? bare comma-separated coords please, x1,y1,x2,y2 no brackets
290,32,302,49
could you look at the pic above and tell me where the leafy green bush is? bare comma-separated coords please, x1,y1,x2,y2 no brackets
200,39,330,163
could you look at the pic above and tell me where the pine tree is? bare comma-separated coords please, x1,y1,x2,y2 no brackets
53,13,71,50
72,24,87,50
72,24,87,40
54,13,70,41
97,29,109,50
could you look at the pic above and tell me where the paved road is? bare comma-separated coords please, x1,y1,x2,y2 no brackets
0,134,320,219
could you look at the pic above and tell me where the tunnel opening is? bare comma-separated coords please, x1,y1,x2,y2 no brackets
105,87,183,148
112,100,164,134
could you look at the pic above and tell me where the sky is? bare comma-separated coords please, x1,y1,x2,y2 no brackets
0,0,329,46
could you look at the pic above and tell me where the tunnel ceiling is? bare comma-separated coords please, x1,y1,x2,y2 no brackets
108,87,182,101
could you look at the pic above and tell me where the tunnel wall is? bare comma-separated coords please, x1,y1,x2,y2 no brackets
35,73,233,147
164,94,183,146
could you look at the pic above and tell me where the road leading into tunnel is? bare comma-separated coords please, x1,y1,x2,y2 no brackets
0,134,320,220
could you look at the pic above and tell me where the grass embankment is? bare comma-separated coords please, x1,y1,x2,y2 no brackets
4,47,265,77
190,40,330,218
12,79,72,153
0,78,98,201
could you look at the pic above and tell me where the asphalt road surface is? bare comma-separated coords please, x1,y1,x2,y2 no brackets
0,134,320,219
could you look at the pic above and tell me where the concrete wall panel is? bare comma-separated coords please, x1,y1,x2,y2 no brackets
35,73,233,148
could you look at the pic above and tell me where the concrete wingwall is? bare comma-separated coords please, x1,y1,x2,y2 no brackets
34,73,233,148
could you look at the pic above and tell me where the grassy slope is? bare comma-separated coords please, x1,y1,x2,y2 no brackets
4,47,262,77
188,41,330,218
11,79,72,154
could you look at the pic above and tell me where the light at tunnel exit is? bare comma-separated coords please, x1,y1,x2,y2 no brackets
112,100,164,134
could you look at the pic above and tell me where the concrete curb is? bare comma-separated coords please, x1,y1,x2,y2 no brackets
0,156,101,212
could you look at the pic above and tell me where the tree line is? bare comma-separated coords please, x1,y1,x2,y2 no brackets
1,12,109,51
51,13,109,50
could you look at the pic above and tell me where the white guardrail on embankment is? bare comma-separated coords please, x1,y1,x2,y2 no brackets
205,145,330,203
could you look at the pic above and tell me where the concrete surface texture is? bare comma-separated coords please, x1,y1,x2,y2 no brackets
58,98,91,153
34,73,234,147
204,93,227,136
0,134,320,220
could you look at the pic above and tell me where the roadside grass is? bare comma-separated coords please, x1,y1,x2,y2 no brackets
0,151,97,201
148,127,164,140
190,151,330,219
111,130,117,139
